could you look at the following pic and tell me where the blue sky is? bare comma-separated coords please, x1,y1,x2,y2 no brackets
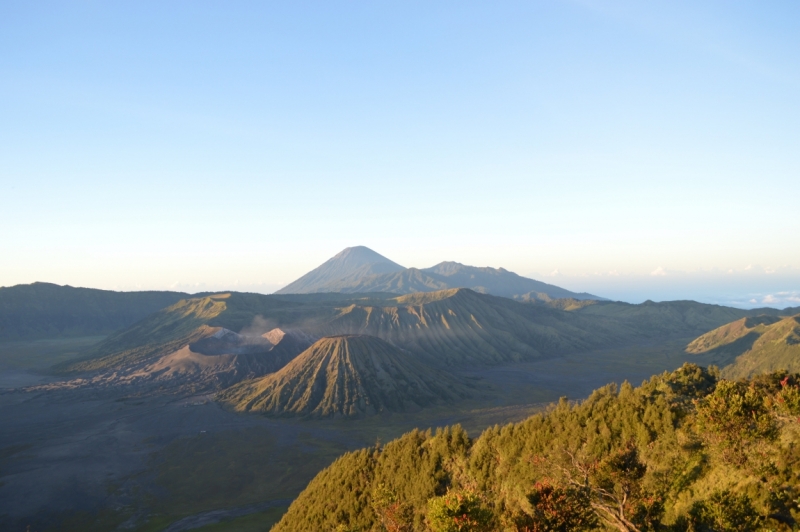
1,1,798,307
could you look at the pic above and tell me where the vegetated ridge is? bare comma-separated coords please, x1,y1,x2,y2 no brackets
217,335,470,417
275,246,602,301
271,364,800,531
687,314,800,378
0,282,187,341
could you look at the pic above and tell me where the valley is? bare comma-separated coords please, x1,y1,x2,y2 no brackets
0,333,721,531
1,247,798,531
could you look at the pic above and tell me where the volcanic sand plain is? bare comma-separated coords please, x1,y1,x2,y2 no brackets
0,335,709,532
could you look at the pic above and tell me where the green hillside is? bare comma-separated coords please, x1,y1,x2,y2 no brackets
272,364,800,531
708,315,800,379
0,282,187,341
217,335,470,417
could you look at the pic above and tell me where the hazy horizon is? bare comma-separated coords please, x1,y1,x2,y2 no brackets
2,2,798,309
3,243,797,310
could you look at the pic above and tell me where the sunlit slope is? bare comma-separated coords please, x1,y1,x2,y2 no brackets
63,295,229,372
320,289,625,365
59,292,321,373
270,365,800,532
0,282,187,341
218,335,469,417
686,315,800,378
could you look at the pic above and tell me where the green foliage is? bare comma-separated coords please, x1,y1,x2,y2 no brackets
272,364,800,532
688,490,763,531
426,488,494,532
512,481,596,531
694,379,778,466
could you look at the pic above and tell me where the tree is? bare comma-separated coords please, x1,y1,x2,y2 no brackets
512,480,596,532
426,488,494,532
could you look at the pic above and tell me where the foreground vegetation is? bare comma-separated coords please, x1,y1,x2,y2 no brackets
273,364,800,531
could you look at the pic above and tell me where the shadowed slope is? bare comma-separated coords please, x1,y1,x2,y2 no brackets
218,335,469,417
275,246,405,294
572,299,773,338
0,282,188,341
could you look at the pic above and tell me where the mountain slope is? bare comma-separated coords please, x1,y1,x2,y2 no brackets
275,246,603,300
685,314,800,378
319,289,630,365
270,365,800,532
61,288,784,376
275,246,405,294
328,268,449,294
0,282,187,341
421,261,600,300
218,335,469,417
571,299,772,339
114,327,315,390
57,292,391,374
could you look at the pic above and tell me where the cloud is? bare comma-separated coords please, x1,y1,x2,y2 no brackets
650,266,666,276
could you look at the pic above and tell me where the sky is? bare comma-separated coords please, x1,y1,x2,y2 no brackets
1,1,798,308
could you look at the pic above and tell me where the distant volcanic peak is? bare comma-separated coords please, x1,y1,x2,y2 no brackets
275,246,405,294
217,333,469,417
333,246,403,265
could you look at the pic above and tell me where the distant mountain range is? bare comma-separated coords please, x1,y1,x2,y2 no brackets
275,246,602,301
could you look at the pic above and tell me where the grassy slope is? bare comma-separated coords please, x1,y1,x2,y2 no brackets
720,315,800,378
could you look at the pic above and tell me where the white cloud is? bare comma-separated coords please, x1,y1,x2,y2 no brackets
650,266,666,276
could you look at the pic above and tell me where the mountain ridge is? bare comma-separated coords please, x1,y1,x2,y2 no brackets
275,246,603,301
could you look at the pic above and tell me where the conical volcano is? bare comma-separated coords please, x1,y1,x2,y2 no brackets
217,335,469,417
